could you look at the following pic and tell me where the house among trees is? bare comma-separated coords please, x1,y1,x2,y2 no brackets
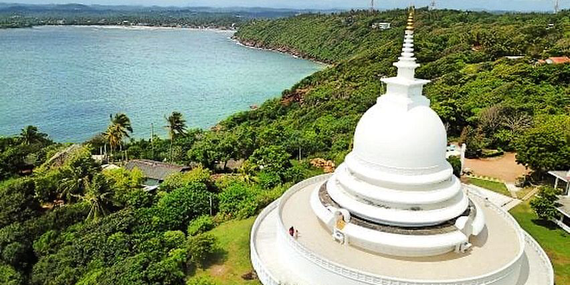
555,198,570,233
548,170,570,233
125,159,190,187
537,56,570,65
371,22,391,30
549,169,570,196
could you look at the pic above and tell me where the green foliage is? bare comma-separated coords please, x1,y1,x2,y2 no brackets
218,183,259,219
187,233,217,268
125,189,153,208
0,178,40,228
156,183,211,230
0,263,24,285
188,216,215,236
103,167,144,205
516,115,570,172
0,5,277,29
80,174,115,220
257,169,282,189
250,146,291,173
160,166,213,192
229,8,570,165
530,186,562,221
459,126,486,158
447,156,462,177
0,129,54,180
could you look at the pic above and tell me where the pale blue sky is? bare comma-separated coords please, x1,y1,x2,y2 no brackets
3,0,568,12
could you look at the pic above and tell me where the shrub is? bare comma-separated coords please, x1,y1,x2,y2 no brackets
160,167,213,192
516,115,570,173
249,145,291,176
163,231,186,249
218,183,259,219
33,230,59,257
0,263,24,285
187,233,217,268
257,170,282,189
0,178,40,228
447,156,462,177
187,216,215,236
103,168,144,205
156,183,211,231
125,189,153,208
530,186,561,221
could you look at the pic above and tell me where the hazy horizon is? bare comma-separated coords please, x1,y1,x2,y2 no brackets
0,0,568,12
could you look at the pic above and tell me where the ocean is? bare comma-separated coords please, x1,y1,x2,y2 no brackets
0,26,324,142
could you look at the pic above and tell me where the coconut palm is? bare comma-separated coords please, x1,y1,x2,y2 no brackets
104,113,133,161
165,111,187,162
58,167,86,202
20,125,48,145
75,174,114,220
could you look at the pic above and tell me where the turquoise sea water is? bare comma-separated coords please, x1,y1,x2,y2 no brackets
0,26,324,142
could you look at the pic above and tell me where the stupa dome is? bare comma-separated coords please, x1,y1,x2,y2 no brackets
353,103,447,172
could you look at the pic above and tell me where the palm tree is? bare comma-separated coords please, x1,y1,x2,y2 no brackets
165,112,187,162
58,167,86,202
104,113,133,161
20,125,48,145
75,174,114,220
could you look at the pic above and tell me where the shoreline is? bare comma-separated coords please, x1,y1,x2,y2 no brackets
69,25,236,32
232,36,332,66
1,24,237,32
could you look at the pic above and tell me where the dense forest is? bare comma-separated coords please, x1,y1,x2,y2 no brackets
0,4,307,29
0,7,569,285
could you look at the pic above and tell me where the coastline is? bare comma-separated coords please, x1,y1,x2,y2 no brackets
69,25,236,32
232,36,332,66
1,24,237,32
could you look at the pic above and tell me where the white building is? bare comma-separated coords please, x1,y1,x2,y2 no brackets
548,170,570,233
371,22,391,30
250,9,554,285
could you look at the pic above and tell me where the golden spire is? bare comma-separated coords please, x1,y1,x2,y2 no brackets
406,6,415,31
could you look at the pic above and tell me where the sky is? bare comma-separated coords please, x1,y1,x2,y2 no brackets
2,0,569,12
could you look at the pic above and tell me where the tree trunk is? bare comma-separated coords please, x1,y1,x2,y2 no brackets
170,137,174,162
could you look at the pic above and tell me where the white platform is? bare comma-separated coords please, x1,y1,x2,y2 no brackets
251,175,554,285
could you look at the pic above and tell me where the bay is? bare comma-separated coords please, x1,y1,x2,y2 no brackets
0,26,324,142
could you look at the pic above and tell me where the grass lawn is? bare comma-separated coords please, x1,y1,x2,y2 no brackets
187,217,261,285
188,194,569,285
510,200,570,284
467,177,512,197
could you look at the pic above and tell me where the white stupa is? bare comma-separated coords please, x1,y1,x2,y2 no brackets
251,9,554,285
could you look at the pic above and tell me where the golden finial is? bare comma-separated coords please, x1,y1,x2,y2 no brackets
406,7,415,31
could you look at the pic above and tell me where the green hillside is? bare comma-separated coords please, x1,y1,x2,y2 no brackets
226,8,570,165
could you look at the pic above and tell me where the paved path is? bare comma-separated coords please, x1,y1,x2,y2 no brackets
465,184,522,211
256,209,309,285
521,188,539,201
506,183,522,198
